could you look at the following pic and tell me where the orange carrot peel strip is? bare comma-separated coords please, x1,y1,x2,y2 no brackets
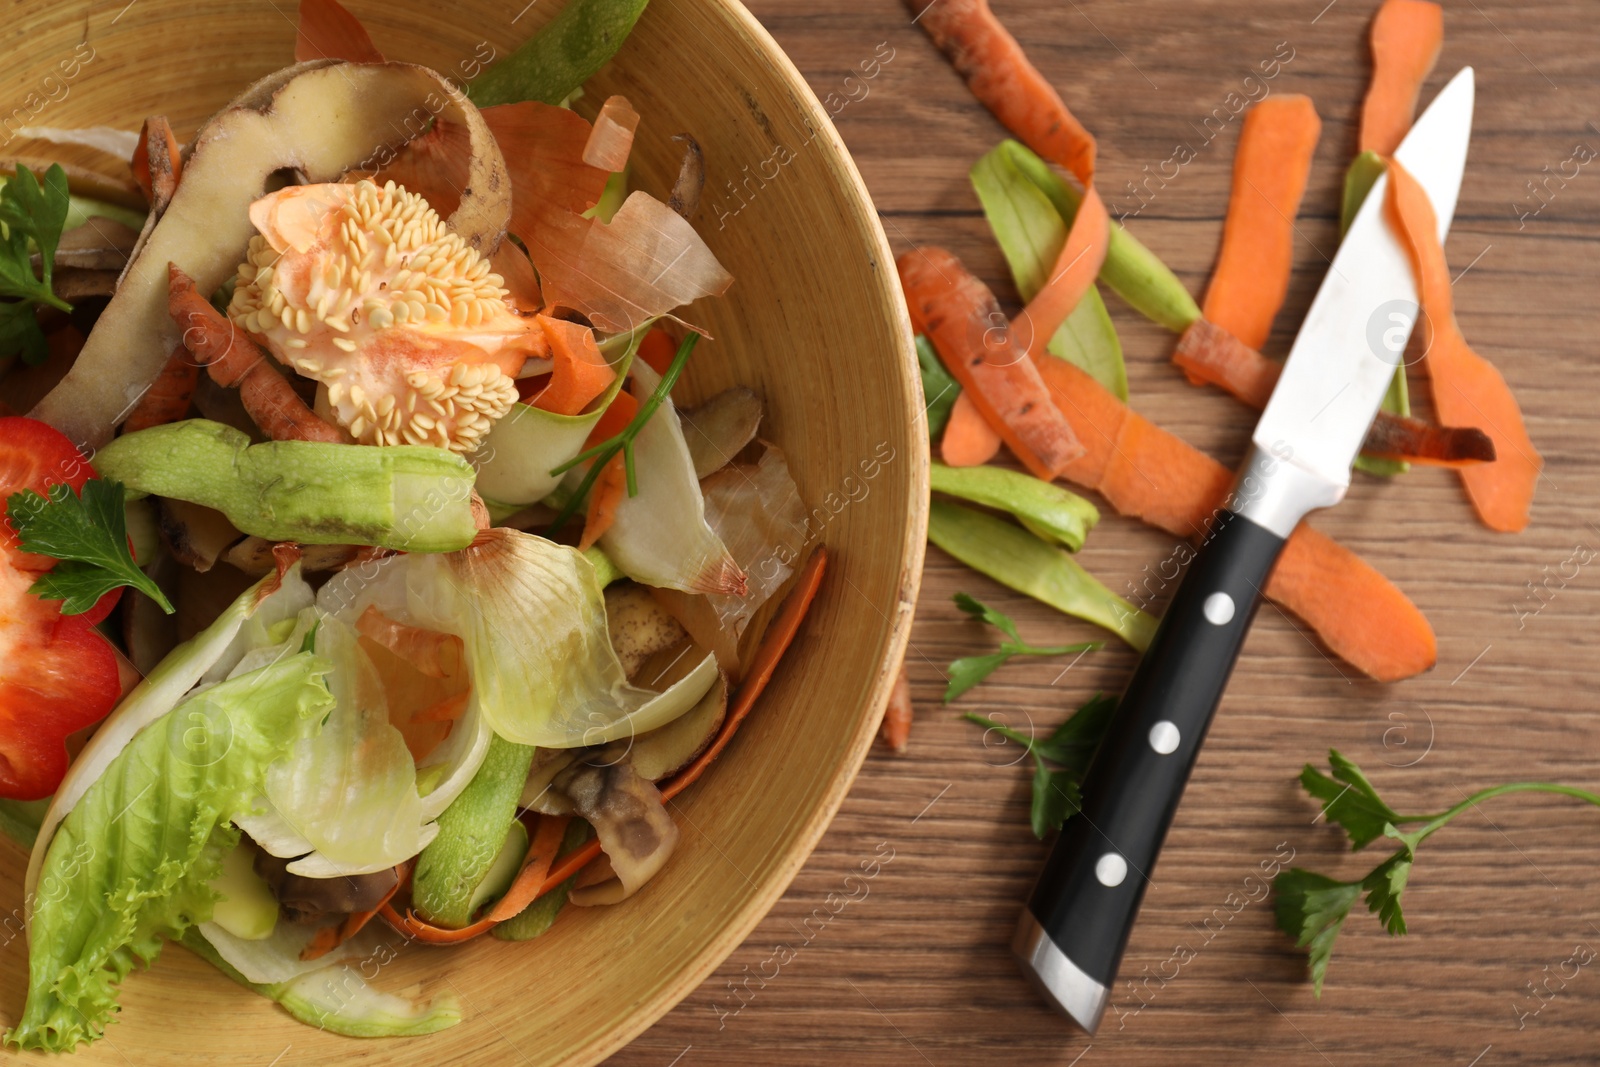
909,0,1108,358
1360,0,1444,157
381,549,830,943
130,116,182,213
580,454,626,551
295,0,385,64
880,663,913,754
1174,319,1495,466
940,391,1002,467
122,343,199,433
1387,162,1541,530
532,315,615,416
1031,351,1436,681
168,263,343,443
900,248,1084,479
1201,95,1322,351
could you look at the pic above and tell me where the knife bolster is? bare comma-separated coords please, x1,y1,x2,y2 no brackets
1230,443,1347,538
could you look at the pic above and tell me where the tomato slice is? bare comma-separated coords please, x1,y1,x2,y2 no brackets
0,416,119,624
0,561,121,799
0,417,128,798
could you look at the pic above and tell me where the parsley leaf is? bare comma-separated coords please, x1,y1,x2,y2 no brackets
6,479,174,615
1299,748,1405,851
965,691,1115,839
1272,868,1362,995
1276,749,1600,996
1030,755,1083,839
944,593,1101,702
0,163,73,363
0,300,48,365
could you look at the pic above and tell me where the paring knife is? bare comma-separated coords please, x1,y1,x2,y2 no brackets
1013,67,1476,1032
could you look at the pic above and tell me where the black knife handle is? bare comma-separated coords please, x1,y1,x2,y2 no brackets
1013,508,1288,1030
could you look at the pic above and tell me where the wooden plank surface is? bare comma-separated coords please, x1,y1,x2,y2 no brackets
610,1,1600,1063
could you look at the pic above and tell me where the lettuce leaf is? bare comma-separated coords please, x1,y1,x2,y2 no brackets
237,613,432,875
6,653,334,1052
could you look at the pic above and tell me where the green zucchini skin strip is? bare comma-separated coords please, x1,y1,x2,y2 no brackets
928,500,1155,651
468,0,651,107
411,734,537,929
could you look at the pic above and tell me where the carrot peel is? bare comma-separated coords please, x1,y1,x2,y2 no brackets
940,391,1002,467
1202,95,1322,350
900,247,1084,479
1360,0,1444,157
1174,319,1496,467
1387,162,1540,530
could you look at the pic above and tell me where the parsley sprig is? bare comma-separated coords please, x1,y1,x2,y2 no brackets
1275,749,1600,995
965,692,1116,838
5,479,174,615
547,331,699,534
0,163,74,365
945,593,1100,702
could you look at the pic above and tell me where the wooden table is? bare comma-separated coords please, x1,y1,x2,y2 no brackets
609,1,1600,1063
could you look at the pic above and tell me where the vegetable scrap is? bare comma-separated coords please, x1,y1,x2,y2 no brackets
943,593,1100,703
1200,94,1322,352
0,0,828,1048
1275,750,1600,995
964,692,1116,839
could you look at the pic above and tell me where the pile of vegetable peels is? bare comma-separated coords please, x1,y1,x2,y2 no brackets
884,0,1539,756
0,0,827,1050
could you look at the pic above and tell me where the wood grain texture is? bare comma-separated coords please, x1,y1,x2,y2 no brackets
608,1,1600,1064
0,2,923,1064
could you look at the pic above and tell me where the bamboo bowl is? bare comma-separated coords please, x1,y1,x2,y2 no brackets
0,1,925,1062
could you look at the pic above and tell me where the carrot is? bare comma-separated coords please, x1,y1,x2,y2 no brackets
579,453,625,550
1033,353,1435,680
167,263,343,443
1360,0,1444,157
122,344,199,433
532,315,615,416
940,391,1002,467
1201,95,1322,351
908,0,1108,354
900,248,1084,480
1174,318,1496,466
295,0,385,64
129,116,182,213
301,862,408,961
637,327,678,376
1387,162,1540,531
908,0,1093,184
661,545,828,799
879,663,913,754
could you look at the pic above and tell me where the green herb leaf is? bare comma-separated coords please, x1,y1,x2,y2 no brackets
5,479,175,615
1272,868,1363,996
944,593,1100,703
943,652,1012,703
0,164,72,308
1030,754,1083,839
0,300,48,365
964,690,1115,839
954,591,1023,643
1300,748,1404,851
1033,692,1116,772
916,334,960,437
1360,847,1413,937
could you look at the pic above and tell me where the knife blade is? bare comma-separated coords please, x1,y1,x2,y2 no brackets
1012,67,1475,1032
